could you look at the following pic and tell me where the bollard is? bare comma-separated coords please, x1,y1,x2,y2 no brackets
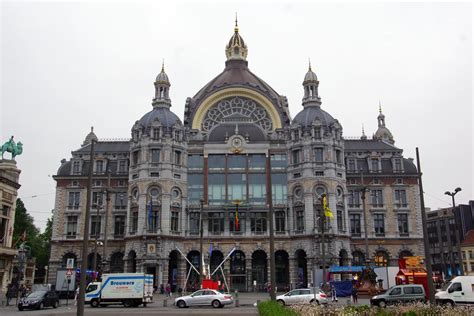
163,298,167,307
234,290,239,307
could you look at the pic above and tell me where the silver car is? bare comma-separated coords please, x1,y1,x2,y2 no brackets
174,289,234,308
276,288,328,305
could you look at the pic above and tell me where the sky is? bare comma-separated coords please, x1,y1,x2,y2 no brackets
1,1,472,231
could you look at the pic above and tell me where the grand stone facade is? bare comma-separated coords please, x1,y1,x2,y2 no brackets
48,23,423,291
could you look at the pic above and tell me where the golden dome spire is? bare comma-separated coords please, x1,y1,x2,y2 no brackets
235,12,239,32
225,15,248,61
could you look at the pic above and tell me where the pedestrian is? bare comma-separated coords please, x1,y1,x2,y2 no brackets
165,283,171,298
331,284,338,302
351,285,358,304
5,283,13,306
74,286,80,306
160,284,164,295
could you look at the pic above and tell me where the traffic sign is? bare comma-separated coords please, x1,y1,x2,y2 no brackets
66,258,74,269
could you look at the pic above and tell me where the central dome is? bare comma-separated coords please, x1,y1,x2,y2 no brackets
138,107,182,133
292,106,335,128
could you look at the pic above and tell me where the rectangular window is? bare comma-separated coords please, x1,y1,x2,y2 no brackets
170,209,179,232
314,127,321,139
152,128,160,140
371,159,379,172
394,190,407,208
151,149,160,163
337,210,344,231
371,189,384,207
147,207,160,233
188,155,203,170
228,155,246,171
66,215,78,239
374,214,385,236
208,154,225,171
174,151,182,165
189,212,200,234
248,174,266,205
292,150,301,164
227,173,247,202
68,192,80,209
394,159,402,172
314,148,323,163
248,154,266,171
96,160,104,173
114,193,127,209
349,214,361,236
271,173,287,204
271,154,287,170
295,209,305,231
398,214,409,236
348,190,360,208
132,151,139,165
118,160,127,173
347,159,356,172
275,211,285,232
73,161,81,174
90,215,101,237
114,215,125,238
229,211,245,233
208,212,224,234
208,174,225,205
130,207,138,233
250,212,267,233
335,150,342,164
188,174,203,203
92,191,104,208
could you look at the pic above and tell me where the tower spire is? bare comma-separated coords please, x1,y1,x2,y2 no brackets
161,59,165,72
225,15,248,61
235,12,238,31
308,58,312,71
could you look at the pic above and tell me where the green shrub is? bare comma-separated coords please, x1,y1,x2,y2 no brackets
258,300,300,316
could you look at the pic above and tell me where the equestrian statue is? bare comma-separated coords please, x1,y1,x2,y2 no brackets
1,136,23,160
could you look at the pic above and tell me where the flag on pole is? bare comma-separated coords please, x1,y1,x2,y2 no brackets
323,196,334,218
235,210,239,231
148,198,153,229
209,242,213,257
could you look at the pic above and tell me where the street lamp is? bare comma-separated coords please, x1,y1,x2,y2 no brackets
92,200,103,276
445,187,463,275
360,170,370,265
199,199,204,287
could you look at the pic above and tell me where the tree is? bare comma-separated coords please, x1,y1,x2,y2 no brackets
13,198,39,247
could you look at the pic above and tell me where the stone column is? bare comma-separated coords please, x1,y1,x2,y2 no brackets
289,256,297,290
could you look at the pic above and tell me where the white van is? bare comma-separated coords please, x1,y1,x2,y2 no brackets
435,276,474,305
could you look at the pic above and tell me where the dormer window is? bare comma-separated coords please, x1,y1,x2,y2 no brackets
371,158,380,172
314,127,321,139
394,158,403,172
335,150,342,164
95,160,104,174
152,128,160,140
72,161,81,174
347,158,356,172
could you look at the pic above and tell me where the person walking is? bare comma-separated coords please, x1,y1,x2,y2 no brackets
5,283,13,306
351,285,358,304
165,283,171,298
331,284,338,302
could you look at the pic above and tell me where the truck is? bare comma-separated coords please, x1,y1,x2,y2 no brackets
85,273,153,308
55,269,76,298
435,276,474,305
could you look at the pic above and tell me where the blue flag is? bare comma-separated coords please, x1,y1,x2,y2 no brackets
148,199,153,228
209,242,213,257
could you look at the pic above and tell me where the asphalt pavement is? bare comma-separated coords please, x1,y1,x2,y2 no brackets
0,292,370,316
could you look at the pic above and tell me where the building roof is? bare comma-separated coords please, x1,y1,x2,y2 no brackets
137,107,183,131
292,106,336,128
344,139,400,151
462,229,474,247
74,141,130,154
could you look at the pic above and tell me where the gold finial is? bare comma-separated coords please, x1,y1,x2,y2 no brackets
161,59,165,72
234,12,239,32
308,58,312,71
379,101,382,114
362,124,365,136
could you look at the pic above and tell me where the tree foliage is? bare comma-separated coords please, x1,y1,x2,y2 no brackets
13,198,53,276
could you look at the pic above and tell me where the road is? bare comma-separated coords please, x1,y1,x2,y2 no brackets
0,293,370,316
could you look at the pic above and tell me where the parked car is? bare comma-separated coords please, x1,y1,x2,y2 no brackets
370,284,426,307
174,289,233,308
276,288,328,305
18,290,59,311
435,276,474,305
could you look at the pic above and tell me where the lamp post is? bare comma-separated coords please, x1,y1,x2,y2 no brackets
92,201,102,277
445,187,463,275
360,170,370,265
102,172,111,273
320,194,327,288
199,198,204,287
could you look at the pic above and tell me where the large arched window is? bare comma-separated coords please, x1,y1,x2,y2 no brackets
375,250,390,267
352,251,365,266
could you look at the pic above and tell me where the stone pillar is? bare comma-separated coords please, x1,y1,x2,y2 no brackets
246,258,252,292
289,256,297,290
178,256,186,291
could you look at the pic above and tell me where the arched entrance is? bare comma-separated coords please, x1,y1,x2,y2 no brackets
128,250,137,273
251,250,267,292
375,250,390,267
186,251,200,292
230,250,246,292
110,252,124,273
87,253,102,271
352,250,365,266
295,249,307,288
61,253,77,268
168,250,179,292
210,250,224,288
339,249,349,266
275,250,289,291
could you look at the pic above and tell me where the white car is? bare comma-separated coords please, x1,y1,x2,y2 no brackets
276,288,328,305
174,289,233,308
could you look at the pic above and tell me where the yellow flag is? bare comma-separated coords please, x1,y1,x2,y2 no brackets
323,196,334,218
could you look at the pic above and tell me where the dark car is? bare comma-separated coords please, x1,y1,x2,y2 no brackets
18,290,59,311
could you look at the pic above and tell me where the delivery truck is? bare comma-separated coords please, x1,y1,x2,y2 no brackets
85,273,153,307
